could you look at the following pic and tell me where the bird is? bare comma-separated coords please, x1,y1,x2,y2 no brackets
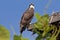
20,3,34,34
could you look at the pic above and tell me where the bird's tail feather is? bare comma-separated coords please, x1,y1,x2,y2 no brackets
20,25,26,34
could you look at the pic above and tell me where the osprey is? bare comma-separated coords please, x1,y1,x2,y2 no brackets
20,3,34,34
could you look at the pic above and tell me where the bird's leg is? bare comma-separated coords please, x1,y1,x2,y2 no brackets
26,24,30,30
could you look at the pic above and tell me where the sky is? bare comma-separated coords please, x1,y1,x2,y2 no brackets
0,0,60,40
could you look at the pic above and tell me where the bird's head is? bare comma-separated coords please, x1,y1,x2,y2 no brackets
29,3,34,9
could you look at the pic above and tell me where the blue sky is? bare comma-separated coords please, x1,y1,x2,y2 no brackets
0,0,60,40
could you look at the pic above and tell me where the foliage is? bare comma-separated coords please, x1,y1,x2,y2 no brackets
32,13,60,40
0,13,60,40
0,25,10,40
0,25,28,40
14,35,28,40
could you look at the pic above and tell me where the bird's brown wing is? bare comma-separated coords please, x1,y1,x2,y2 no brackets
20,9,34,34
24,10,34,23
20,13,28,33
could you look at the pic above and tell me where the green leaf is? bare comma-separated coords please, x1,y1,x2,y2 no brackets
0,25,10,40
14,35,28,40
